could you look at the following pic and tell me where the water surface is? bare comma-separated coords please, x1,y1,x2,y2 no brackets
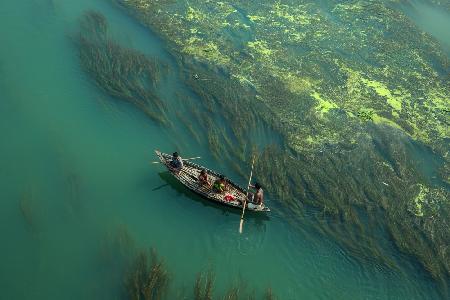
0,0,446,299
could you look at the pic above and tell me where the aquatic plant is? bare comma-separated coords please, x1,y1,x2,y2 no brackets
263,288,276,300
77,10,169,125
64,172,82,214
113,0,449,153
253,131,449,278
194,268,214,300
19,190,38,233
175,109,202,144
221,283,256,300
113,0,450,288
111,241,279,299
125,248,170,300
193,269,275,300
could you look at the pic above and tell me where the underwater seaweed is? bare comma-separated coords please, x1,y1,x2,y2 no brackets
78,11,170,126
114,0,450,288
100,228,281,299
194,268,215,300
125,248,170,300
19,189,38,233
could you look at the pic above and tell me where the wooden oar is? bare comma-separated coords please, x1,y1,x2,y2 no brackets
150,156,201,164
239,156,255,234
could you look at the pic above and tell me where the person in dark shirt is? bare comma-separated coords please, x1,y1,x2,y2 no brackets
169,152,183,173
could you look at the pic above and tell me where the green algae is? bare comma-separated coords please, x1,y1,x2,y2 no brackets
372,113,404,131
247,39,274,58
280,72,316,95
183,39,230,66
186,6,206,22
247,15,265,22
361,78,404,114
272,2,312,25
357,108,374,122
410,184,428,217
311,91,338,117
113,0,450,286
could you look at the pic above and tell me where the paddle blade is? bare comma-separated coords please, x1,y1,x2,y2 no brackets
182,156,201,161
151,157,200,164
239,218,244,234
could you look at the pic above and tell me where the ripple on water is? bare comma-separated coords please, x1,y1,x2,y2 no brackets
278,219,432,299
208,216,268,258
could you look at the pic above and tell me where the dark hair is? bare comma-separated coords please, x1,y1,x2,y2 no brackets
219,174,224,179
173,152,179,157
254,182,261,189
200,169,206,174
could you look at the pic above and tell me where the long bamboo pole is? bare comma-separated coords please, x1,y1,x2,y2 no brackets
239,156,255,234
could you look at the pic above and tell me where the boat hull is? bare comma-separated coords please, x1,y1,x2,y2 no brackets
155,150,270,212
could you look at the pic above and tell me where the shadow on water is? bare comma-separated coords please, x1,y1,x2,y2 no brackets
151,183,169,191
156,171,270,221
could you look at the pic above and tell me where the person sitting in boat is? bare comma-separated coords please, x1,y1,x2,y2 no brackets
169,152,183,173
247,182,264,208
213,175,228,193
198,169,211,187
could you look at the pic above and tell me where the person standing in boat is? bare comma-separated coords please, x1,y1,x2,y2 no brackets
169,152,183,173
248,182,264,208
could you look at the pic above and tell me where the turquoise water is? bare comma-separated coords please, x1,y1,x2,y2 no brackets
0,0,445,299
400,0,450,55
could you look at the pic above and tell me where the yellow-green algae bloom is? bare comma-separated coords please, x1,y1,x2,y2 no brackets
247,39,274,58
186,6,205,22
410,184,428,217
311,91,339,117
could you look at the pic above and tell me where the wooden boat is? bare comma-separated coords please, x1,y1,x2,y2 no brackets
155,150,270,212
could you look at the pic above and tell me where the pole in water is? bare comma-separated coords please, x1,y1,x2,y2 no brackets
239,156,255,234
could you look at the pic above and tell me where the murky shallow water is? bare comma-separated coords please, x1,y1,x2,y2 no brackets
0,0,446,299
